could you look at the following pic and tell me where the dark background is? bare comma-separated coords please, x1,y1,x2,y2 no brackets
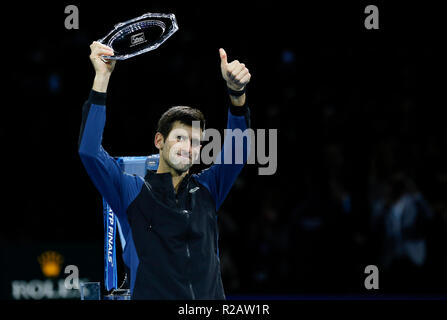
2,1,447,298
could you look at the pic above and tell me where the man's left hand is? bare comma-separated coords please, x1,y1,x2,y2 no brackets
219,48,251,91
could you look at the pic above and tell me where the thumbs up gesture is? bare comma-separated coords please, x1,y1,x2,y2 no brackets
219,48,251,92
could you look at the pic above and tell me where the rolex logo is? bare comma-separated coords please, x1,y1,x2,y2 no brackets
37,251,64,278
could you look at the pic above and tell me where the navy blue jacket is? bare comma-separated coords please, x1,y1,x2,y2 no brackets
78,90,250,299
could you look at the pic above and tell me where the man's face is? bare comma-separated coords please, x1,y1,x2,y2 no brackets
158,121,202,174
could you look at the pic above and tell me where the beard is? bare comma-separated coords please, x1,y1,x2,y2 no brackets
169,161,192,175
163,148,194,175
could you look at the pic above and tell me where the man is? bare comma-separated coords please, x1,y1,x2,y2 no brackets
78,41,251,299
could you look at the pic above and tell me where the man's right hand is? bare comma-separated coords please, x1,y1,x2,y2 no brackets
90,41,116,76
90,41,116,92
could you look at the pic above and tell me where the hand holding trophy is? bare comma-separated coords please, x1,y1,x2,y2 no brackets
89,42,116,73
89,12,178,93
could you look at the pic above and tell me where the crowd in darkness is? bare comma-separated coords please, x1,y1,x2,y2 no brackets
217,45,447,295
4,3,447,297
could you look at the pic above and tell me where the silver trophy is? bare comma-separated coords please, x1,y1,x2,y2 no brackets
98,13,178,60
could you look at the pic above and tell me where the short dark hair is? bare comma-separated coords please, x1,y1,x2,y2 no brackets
157,106,205,139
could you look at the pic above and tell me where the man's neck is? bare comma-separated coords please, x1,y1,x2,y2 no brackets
156,160,188,193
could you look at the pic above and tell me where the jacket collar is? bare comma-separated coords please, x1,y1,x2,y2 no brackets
144,170,191,194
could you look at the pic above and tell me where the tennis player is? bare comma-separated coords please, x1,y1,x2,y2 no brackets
78,41,251,299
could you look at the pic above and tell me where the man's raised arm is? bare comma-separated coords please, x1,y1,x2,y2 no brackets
78,42,142,224
195,48,252,211
90,41,116,93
